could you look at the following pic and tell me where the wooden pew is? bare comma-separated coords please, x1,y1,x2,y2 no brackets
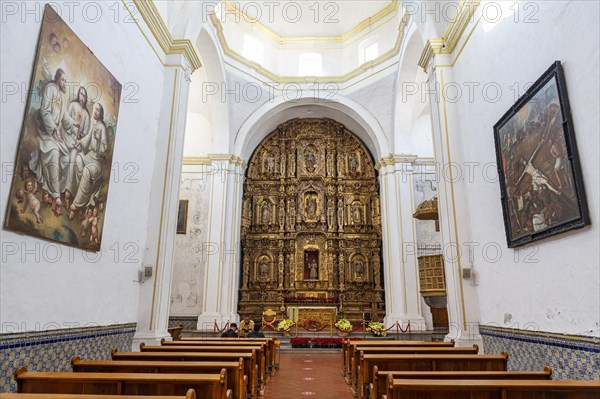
343,340,455,382
369,366,552,399
160,340,272,383
358,353,509,399
383,377,600,399
0,392,196,399
352,345,480,395
14,367,231,399
180,338,277,376
71,356,247,399
111,350,259,398
140,343,266,394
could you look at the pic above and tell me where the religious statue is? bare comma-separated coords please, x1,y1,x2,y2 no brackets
352,202,362,224
306,195,317,218
305,148,317,172
289,144,296,177
265,152,275,175
337,199,344,230
327,200,335,230
261,201,270,224
327,144,335,176
259,258,269,278
355,259,364,276
348,152,358,174
309,259,318,279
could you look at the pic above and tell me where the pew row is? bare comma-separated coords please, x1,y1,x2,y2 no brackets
342,340,455,379
71,356,247,399
14,367,231,399
140,343,266,393
382,377,600,399
352,345,480,395
369,366,553,399
178,338,277,376
160,340,272,382
111,350,259,397
358,353,509,399
0,393,195,399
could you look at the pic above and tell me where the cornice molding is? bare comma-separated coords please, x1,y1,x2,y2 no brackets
211,11,410,84
375,154,419,170
132,0,202,72
184,154,247,168
418,0,480,70
223,0,399,45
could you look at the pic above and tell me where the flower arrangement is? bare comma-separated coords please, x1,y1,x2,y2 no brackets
302,319,322,330
335,319,352,331
276,319,295,331
367,321,387,337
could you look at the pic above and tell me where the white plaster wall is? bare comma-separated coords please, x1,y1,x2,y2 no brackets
169,168,212,316
0,1,165,332
450,1,599,336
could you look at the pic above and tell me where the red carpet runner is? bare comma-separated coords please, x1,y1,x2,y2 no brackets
264,353,353,398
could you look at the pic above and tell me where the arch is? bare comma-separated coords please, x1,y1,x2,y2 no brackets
234,93,390,161
394,21,434,157
184,26,231,156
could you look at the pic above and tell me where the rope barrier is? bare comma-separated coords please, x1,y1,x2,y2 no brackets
214,322,228,333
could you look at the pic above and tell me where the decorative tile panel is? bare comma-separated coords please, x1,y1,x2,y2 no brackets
0,323,135,393
168,316,198,331
480,325,599,380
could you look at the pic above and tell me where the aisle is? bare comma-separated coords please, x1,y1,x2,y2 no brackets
264,352,353,398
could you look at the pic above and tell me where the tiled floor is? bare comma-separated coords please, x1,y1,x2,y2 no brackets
264,352,353,399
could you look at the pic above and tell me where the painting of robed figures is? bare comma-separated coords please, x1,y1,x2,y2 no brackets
4,5,121,251
493,61,589,248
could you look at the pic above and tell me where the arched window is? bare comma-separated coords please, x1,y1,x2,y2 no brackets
359,38,379,64
243,34,264,65
299,52,323,76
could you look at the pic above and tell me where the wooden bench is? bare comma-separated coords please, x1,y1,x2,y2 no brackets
140,343,266,394
111,350,259,397
343,340,455,379
369,367,552,399
0,393,196,399
71,357,247,399
14,367,231,399
167,325,184,341
160,340,272,383
358,353,509,399
352,345,480,394
383,377,600,399
180,338,277,376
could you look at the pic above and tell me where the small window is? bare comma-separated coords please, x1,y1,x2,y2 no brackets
299,53,323,76
359,38,379,64
364,42,378,62
243,34,264,65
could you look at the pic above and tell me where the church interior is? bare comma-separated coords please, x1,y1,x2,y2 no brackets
1,0,598,397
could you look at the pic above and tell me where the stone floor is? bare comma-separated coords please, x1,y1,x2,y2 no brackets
264,352,353,399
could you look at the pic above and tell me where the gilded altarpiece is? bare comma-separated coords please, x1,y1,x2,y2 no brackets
239,119,384,322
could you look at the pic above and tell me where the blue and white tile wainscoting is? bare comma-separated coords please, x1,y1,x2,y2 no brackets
0,323,136,393
480,325,599,380
168,316,198,331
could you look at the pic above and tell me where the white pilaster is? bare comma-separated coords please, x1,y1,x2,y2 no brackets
132,55,192,349
378,156,426,331
424,53,483,349
197,155,246,330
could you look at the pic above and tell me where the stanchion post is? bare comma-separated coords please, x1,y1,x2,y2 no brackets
295,322,298,337
213,319,217,337
330,320,333,337
396,321,399,340
362,319,366,340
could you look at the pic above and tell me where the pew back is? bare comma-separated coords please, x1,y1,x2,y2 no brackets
383,377,600,399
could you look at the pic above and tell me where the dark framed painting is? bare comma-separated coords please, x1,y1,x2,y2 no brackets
4,5,121,251
176,200,188,234
493,61,590,248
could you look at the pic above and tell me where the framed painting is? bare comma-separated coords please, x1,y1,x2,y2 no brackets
176,200,188,234
493,61,590,248
4,5,121,251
